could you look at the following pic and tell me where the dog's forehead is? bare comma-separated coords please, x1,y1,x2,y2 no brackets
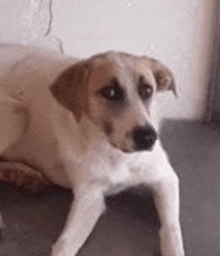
88,52,155,89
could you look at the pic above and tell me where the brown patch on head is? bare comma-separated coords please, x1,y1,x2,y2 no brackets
87,54,123,92
50,61,91,122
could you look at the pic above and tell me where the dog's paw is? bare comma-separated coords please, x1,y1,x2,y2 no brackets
159,226,185,256
50,239,77,256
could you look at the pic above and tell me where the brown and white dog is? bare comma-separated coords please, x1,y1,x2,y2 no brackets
0,44,184,256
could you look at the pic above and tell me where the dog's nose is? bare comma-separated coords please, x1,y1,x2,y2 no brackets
132,126,158,151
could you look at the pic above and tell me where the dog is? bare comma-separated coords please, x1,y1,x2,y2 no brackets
0,44,184,256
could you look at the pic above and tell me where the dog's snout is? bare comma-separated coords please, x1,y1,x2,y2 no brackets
132,126,157,151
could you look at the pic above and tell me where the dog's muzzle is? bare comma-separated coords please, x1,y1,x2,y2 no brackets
132,126,158,151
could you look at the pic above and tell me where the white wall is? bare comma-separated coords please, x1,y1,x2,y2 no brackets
0,0,215,120
0,0,28,43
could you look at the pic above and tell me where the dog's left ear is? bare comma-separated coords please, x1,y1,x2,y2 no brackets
149,58,177,96
50,61,91,122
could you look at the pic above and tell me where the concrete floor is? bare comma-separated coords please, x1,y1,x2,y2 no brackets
1,120,220,256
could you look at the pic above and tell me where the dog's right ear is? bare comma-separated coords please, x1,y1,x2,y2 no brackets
50,61,91,122
149,58,177,97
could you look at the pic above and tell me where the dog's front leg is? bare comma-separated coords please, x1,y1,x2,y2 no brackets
51,186,106,256
152,169,184,256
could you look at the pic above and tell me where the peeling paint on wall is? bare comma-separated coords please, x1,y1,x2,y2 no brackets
20,0,63,52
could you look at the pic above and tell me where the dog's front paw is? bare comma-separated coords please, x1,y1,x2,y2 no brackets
50,239,77,256
159,226,185,256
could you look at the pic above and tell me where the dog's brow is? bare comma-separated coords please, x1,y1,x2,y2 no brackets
109,77,121,87
138,75,146,84
137,74,152,88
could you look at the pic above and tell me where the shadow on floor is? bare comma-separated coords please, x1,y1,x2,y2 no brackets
1,120,220,256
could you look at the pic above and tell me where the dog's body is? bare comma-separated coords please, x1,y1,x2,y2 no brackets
0,45,184,256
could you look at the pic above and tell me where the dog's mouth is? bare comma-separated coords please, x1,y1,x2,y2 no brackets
110,142,155,154
121,148,134,153
110,142,132,153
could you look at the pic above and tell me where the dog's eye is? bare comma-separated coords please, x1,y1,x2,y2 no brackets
138,84,153,100
99,86,124,101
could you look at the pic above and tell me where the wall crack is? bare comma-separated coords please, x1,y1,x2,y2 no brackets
20,0,64,53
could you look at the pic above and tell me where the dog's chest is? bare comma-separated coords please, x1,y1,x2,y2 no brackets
61,137,166,194
81,151,155,196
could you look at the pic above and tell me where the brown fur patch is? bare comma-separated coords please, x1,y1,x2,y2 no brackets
103,121,113,136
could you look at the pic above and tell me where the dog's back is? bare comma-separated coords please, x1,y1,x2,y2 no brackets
0,45,76,188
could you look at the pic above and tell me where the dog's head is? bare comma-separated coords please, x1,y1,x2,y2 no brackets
50,52,176,153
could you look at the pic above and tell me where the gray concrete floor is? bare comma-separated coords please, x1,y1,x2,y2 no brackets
1,120,220,256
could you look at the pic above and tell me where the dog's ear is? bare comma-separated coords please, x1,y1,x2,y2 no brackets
50,61,91,122
149,58,177,96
